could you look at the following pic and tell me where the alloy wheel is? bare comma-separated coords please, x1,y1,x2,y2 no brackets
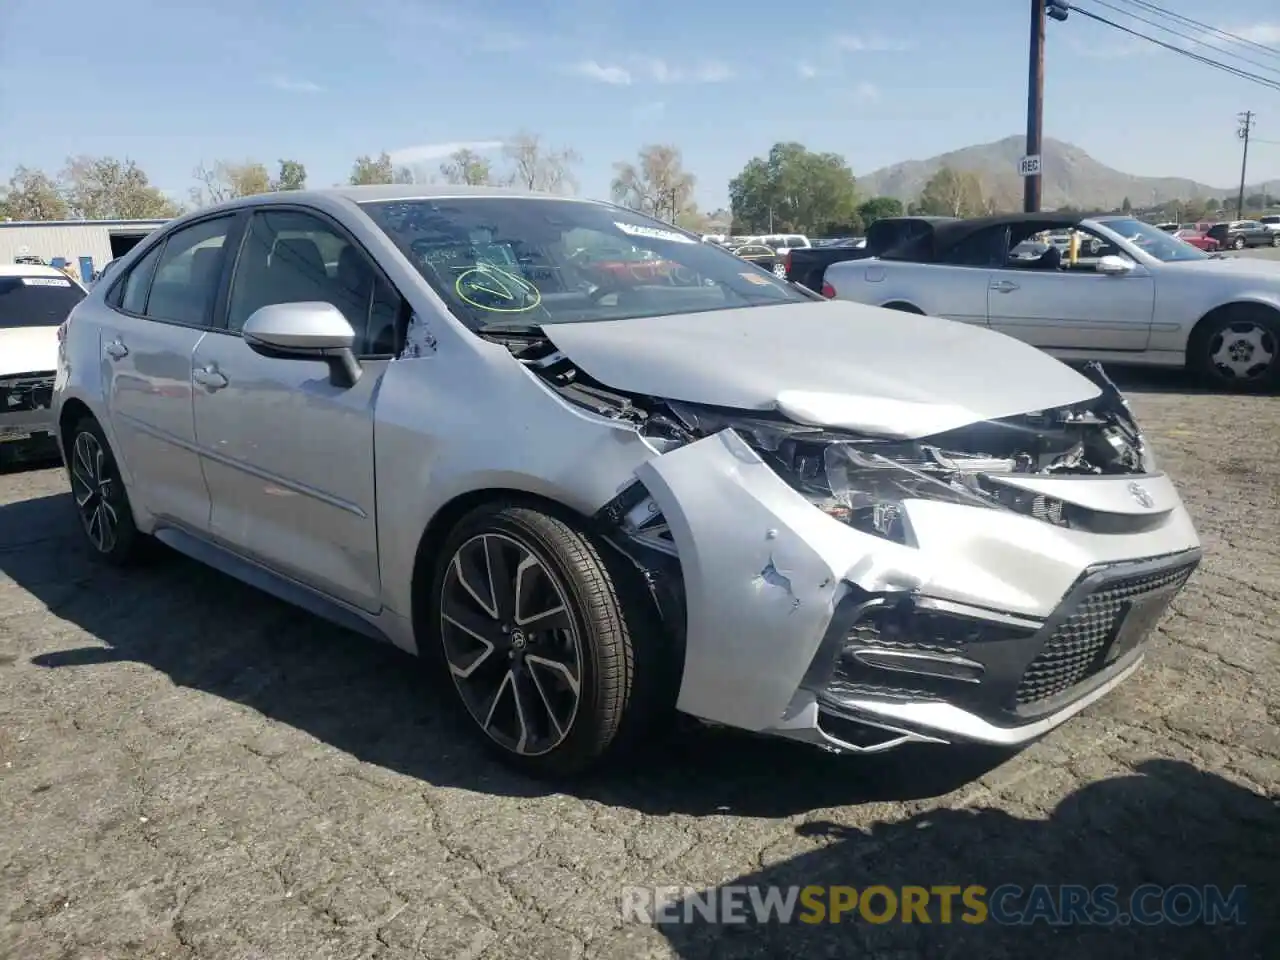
1209,320,1277,382
439,533,583,756
69,430,118,554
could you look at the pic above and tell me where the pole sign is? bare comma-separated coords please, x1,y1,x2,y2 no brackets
1018,155,1042,177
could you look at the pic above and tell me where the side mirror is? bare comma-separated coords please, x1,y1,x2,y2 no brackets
242,301,362,387
1096,255,1135,276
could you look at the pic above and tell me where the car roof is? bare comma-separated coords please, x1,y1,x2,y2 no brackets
0,264,71,279
189,183,609,217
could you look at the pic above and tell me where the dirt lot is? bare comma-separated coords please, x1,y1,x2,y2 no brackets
1,369,1277,960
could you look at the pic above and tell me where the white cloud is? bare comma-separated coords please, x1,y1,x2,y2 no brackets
834,34,911,53
632,57,734,83
1234,23,1280,45
571,60,633,84
387,140,506,165
268,75,323,93
797,61,818,79
852,81,881,103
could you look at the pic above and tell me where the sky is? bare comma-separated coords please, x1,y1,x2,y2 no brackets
2,0,1279,211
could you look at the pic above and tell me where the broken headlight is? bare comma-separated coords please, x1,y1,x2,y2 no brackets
807,444,995,545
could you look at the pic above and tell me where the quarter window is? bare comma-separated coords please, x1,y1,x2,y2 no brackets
226,209,401,356
118,243,164,315
940,226,1008,267
142,217,234,326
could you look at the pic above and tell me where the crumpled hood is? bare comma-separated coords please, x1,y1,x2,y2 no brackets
541,300,1102,439
0,326,59,377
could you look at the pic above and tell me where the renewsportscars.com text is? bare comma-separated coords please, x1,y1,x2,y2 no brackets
622,884,1249,926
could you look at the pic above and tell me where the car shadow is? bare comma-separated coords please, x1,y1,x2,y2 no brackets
1093,365,1252,397
648,758,1277,959
3,490,1014,817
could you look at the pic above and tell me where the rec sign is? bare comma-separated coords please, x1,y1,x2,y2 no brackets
1018,155,1042,177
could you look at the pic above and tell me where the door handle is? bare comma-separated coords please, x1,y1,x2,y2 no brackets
105,339,129,359
990,280,1020,293
193,366,228,391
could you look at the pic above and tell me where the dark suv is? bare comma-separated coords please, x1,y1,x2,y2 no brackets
1207,220,1278,250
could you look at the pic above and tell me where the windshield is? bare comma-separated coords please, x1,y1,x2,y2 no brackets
1099,217,1210,262
359,197,810,329
0,274,87,327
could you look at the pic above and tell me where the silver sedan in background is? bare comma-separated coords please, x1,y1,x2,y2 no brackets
825,213,1280,391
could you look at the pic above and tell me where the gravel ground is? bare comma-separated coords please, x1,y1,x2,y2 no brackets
1,369,1277,960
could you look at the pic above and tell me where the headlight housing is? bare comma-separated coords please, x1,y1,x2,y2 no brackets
811,444,995,545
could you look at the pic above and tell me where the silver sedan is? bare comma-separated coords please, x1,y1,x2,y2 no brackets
825,214,1280,391
51,186,1200,775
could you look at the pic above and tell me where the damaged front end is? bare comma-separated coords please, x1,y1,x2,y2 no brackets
497,327,1201,754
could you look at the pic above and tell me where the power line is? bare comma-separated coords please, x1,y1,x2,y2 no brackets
1108,0,1280,61
1068,4,1280,92
1084,0,1280,79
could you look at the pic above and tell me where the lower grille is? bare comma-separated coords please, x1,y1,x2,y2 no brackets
1,371,55,413
1014,561,1196,706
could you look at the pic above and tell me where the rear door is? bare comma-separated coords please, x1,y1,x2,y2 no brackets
98,214,241,529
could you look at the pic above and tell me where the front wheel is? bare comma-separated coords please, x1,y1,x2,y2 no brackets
429,503,646,777
772,262,787,278
1233,236,1246,249
1271,234,1279,247
1189,307,1280,391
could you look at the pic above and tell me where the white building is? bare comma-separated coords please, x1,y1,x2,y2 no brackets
0,219,169,280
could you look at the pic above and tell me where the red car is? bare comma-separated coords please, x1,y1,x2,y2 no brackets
1173,229,1220,252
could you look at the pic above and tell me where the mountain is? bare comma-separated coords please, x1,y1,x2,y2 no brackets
857,135,1280,211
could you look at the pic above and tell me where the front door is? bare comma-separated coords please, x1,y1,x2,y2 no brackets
986,229,1156,351
100,214,238,529
191,206,401,613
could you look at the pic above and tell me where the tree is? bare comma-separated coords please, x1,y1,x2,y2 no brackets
190,160,272,207
349,152,414,186
857,196,903,227
728,143,858,235
915,167,985,217
502,131,580,194
60,155,181,220
1,166,70,220
611,144,697,223
271,159,307,191
439,148,493,186
1121,196,1132,213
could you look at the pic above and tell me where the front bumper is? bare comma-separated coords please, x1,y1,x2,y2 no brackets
783,548,1198,752
0,372,56,444
626,429,1202,753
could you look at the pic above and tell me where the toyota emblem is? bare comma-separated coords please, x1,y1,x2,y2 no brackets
1127,481,1155,508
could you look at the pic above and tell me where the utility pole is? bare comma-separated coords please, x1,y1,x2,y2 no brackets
1236,111,1254,219
1024,0,1046,212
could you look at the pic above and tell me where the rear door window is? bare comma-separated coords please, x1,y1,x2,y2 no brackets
0,275,86,328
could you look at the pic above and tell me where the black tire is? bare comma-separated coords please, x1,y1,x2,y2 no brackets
1233,236,1246,250
427,502,647,777
65,416,150,565
882,302,924,314
1271,234,1279,247
1188,306,1280,392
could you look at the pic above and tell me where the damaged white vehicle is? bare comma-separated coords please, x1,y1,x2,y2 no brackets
52,186,1202,775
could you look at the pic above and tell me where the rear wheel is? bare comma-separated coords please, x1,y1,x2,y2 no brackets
428,503,647,777
1271,234,1279,247
1189,306,1280,391
1233,236,1246,250
66,417,149,565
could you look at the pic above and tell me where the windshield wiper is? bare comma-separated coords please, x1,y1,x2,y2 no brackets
477,319,544,334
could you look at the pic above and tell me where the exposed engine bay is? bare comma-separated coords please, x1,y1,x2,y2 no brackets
490,328,1153,534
